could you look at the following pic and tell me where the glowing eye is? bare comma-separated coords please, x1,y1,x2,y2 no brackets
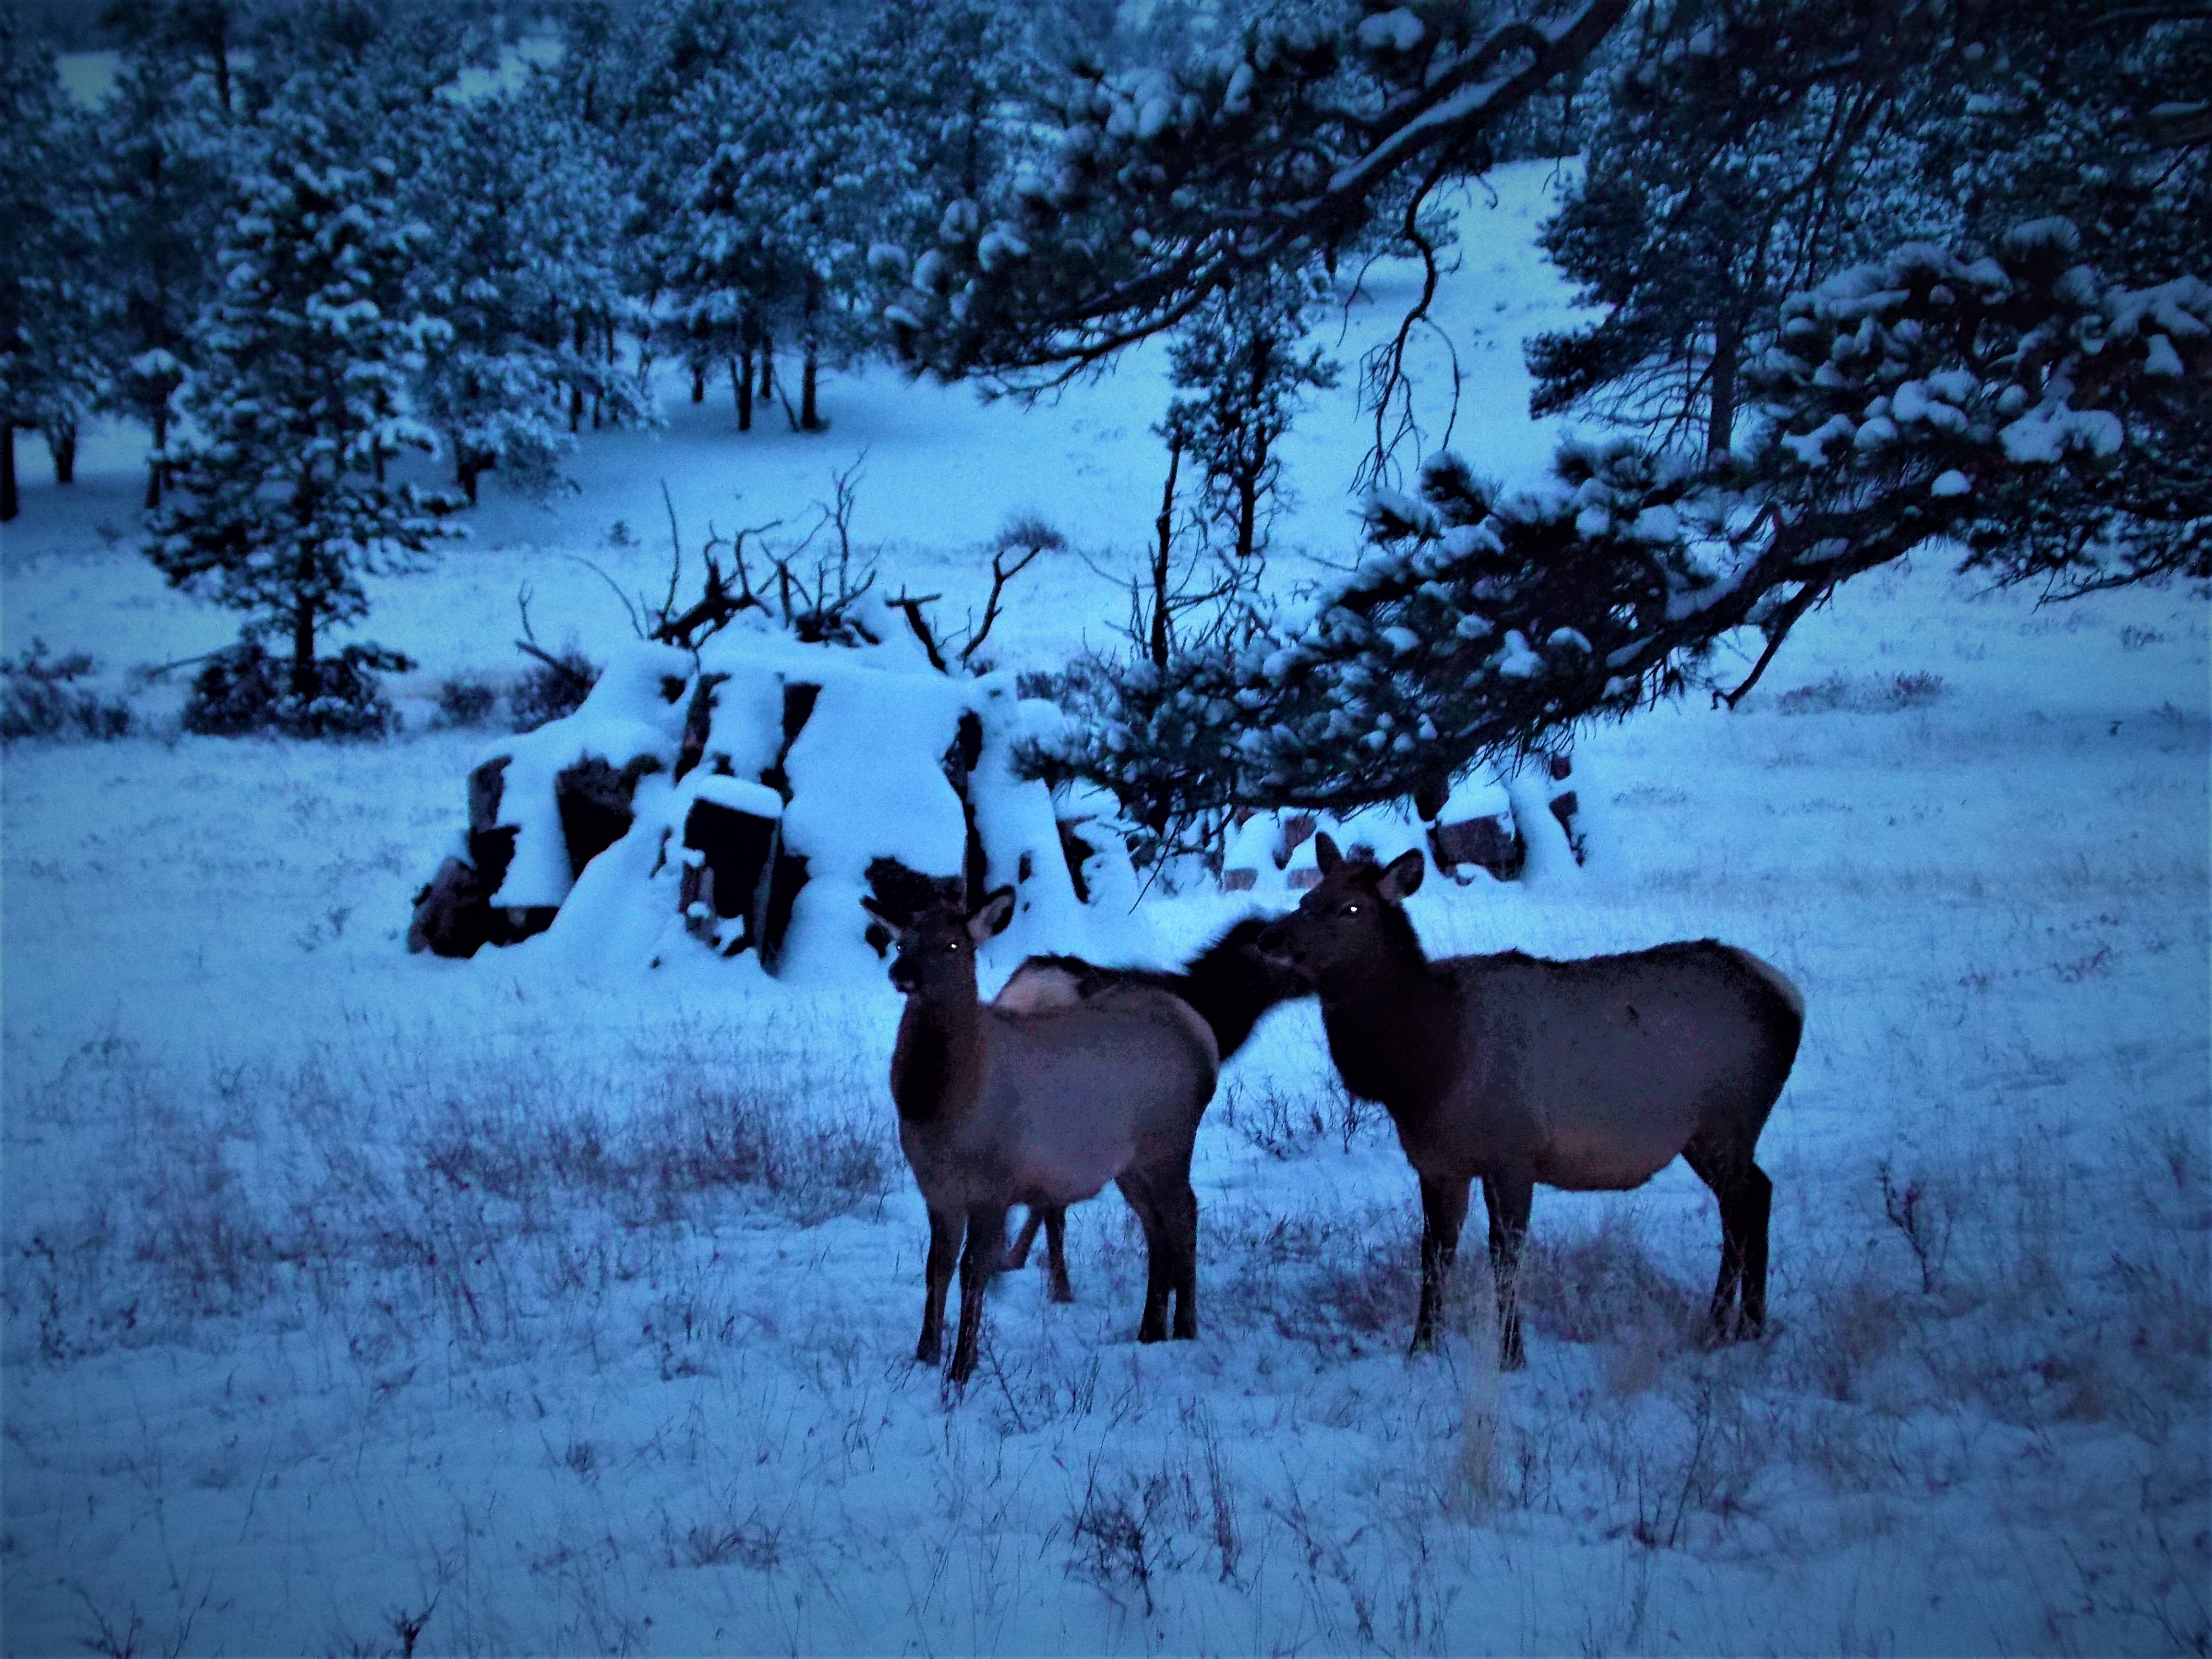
1343,902,1360,916
945,940,961,951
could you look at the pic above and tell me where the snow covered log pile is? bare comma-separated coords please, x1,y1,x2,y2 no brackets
408,619,1141,980
1214,752,1587,895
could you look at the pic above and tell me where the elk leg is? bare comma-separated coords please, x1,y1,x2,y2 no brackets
1481,1170,1532,1370
1683,1139,1771,1340
1412,1173,1471,1355
1154,1172,1200,1340
1043,1206,1074,1304
949,1202,1008,1386
1116,1172,1173,1342
1734,1161,1773,1337
918,1204,960,1367
1003,1208,1044,1271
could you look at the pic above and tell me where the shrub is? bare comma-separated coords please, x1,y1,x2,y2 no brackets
510,646,598,733
0,641,133,741
182,640,410,739
1777,670,1946,714
431,673,500,729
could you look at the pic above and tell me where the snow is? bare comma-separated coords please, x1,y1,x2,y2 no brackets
4,162,2207,1658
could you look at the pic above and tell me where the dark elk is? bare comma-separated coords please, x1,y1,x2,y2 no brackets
866,888,1220,1387
1256,836,1803,1369
990,917,1311,1299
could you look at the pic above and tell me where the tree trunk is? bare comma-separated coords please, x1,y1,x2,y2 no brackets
691,365,705,404
733,354,752,432
1151,437,1182,669
291,586,317,697
799,279,824,431
757,332,773,401
569,314,589,433
459,455,481,506
145,406,169,510
1706,313,1740,460
1,423,16,522
47,417,75,486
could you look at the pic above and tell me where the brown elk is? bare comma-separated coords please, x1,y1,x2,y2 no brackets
990,917,1312,1298
866,888,1221,1386
1256,835,1803,1368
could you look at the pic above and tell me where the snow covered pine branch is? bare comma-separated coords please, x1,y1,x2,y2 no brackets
876,0,1632,386
1036,222,2210,818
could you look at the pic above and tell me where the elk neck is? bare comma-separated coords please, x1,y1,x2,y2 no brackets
890,978,982,1125
1315,908,1462,1118
1178,921,1292,1060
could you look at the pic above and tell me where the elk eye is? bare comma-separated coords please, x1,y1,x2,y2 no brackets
1343,902,1360,916
945,939,961,951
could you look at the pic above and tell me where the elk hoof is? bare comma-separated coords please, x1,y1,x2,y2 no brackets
1048,1278,1075,1305
916,1335,942,1366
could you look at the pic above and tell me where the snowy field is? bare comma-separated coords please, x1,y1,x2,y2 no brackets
3,165,2208,1656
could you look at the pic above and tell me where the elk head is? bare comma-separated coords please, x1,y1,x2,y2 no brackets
1255,834,1425,994
863,887,1016,998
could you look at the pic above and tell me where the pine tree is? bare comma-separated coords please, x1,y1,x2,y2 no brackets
1160,271,1340,561
1526,0,1930,457
87,44,229,508
147,94,461,733
0,22,104,511
413,87,649,502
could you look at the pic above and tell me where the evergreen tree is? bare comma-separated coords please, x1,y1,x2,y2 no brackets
1527,0,1929,457
0,21,103,511
1159,270,1339,562
100,0,254,116
146,96,461,732
1044,224,2208,819
87,43,229,508
413,87,649,502
882,0,1634,386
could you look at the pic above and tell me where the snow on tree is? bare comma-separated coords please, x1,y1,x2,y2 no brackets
1528,0,2209,462
413,88,650,503
881,0,1632,387
87,42,230,509
146,89,462,735
1527,0,1927,458
1159,268,1341,562
1039,225,2210,818
0,20,104,513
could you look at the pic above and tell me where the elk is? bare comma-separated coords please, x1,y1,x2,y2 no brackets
866,887,1221,1386
1256,835,1803,1368
991,917,1311,1298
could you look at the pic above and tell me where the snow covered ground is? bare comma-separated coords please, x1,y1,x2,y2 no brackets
3,163,2207,1656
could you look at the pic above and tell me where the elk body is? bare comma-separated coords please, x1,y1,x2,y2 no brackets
991,917,1311,1298
867,889,1221,1386
1257,836,1803,1368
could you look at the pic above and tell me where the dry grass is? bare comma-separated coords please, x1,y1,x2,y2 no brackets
2,1026,895,1366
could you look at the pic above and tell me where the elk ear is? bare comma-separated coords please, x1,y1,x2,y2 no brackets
859,895,906,939
967,886,1016,941
1313,832,1342,875
1377,848,1426,901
